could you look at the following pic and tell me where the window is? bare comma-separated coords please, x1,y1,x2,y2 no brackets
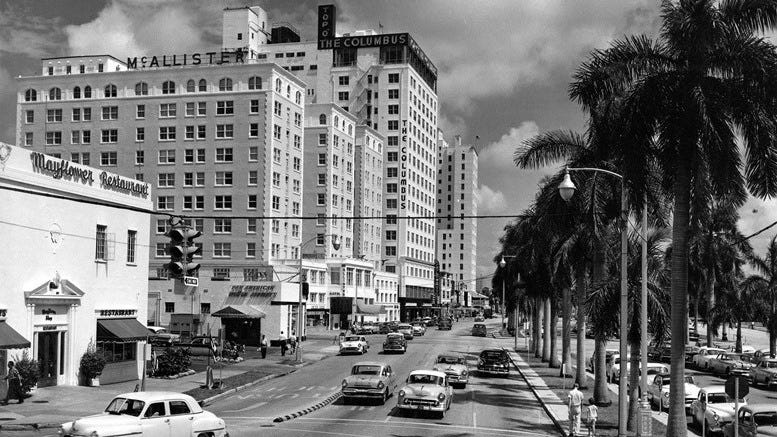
294,112,301,126
135,150,144,165
387,167,398,177
95,225,107,261
293,157,301,171
71,131,80,144
214,219,232,234
198,79,207,92
319,114,327,125
24,132,33,146
157,173,175,187
157,196,174,210
159,126,176,141
247,123,259,138
249,147,258,161
162,80,176,94
104,84,117,98
183,195,204,210
338,91,349,101
293,201,300,215
387,199,398,209
215,148,233,162
274,101,282,116
388,73,400,83
248,195,257,209
247,219,257,234
185,102,195,117
197,125,206,139
317,174,326,185
388,104,399,115
49,87,62,100
71,108,82,122
250,99,260,113
338,76,350,85
388,136,398,146
213,268,230,279
159,103,176,117
84,86,92,98
388,120,399,130
47,109,62,122
126,230,137,264
216,124,233,139
248,171,258,186
214,195,232,210
136,104,145,119
82,130,91,144
246,243,256,258
216,100,234,115
165,302,175,313
215,171,233,186
248,76,262,90
185,125,195,140
388,89,399,99
272,195,280,210
100,151,117,166
272,172,281,187
158,149,175,164
213,242,232,258
24,89,37,102
101,106,118,120
293,179,300,193
99,129,118,143
218,78,233,91
197,102,206,115
134,82,148,96
186,79,195,93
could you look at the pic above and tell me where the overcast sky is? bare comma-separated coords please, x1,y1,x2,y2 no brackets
2,0,776,286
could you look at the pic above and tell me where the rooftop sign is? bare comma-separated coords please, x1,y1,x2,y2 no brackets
126,49,245,70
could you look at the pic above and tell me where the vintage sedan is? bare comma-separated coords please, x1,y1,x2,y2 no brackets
587,348,619,372
411,322,426,336
708,352,754,377
693,347,727,370
58,392,228,437
690,385,746,435
472,323,488,337
382,333,407,354
341,361,397,404
433,354,469,388
723,404,777,437
398,323,414,340
750,358,777,387
339,335,370,355
477,349,510,376
397,370,454,418
647,374,700,411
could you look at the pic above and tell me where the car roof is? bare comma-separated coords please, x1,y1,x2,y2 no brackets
437,353,464,358
353,361,386,367
701,385,726,394
742,404,777,414
387,332,403,337
409,369,447,378
114,392,200,409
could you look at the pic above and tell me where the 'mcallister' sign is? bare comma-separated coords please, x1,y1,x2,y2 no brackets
127,49,245,70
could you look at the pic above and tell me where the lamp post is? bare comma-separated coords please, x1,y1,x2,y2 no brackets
499,255,516,332
559,168,629,437
297,234,340,362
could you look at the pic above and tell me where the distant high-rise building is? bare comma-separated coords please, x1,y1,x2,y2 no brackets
354,124,385,264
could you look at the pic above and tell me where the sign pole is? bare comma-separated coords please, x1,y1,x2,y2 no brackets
734,377,739,437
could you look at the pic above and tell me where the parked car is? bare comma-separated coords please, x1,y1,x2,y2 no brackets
686,345,701,366
751,349,775,367
750,357,777,387
708,352,755,377
587,348,619,372
693,347,727,370
397,370,454,418
611,359,668,384
58,392,228,437
647,374,699,411
472,323,488,337
690,385,746,435
433,353,469,388
398,324,414,340
341,361,397,404
147,327,180,346
180,336,222,357
378,323,391,334
382,333,407,354
607,354,629,383
723,404,777,437
411,323,426,336
477,349,510,376
422,316,434,326
474,315,485,322
339,335,370,355
437,319,452,330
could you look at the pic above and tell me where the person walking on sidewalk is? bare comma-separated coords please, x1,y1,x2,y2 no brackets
585,402,598,436
289,331,298,354
567,383,583,436
260,334,268,359
279,331,287,357
3,361,23,405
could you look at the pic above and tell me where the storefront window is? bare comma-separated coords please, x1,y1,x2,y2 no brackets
97,342,137,363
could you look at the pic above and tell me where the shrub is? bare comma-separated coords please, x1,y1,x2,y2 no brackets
79,341,106,382
155,348,191,377
12,351,39,394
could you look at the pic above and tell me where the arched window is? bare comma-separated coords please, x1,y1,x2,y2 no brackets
49,87,62,101
248,76,262,90
24,89,37,102
348,125,352,135
186,79,195,93
275,78,282,92
162,80,175,94
198,79,207,92
286,85,291,97
84,85,92,98
319,114,327,125
334,115,339,127
218,78,233,91
104,84,117,98
134,82,148,96
73,86,81,99
295,91,302,104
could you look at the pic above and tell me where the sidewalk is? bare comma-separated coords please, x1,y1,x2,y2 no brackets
0,334,339,431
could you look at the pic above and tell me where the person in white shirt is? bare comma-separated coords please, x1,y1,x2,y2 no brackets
289,331,298,353
567,383,584,436
279,331,287,356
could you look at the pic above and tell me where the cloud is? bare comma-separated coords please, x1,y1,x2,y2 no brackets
478,121,542,171
476,185,507,214
738,197,777,257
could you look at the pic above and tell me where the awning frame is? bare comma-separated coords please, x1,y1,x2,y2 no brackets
0,321,30,349
97,318,149,343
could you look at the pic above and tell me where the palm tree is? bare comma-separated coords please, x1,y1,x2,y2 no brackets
742,236,777,355
569,2,777,433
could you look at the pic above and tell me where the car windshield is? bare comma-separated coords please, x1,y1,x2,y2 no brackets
754,412,777,427
387,334,402,340
659,376,671,385
437,356,464,364
482,351,505,360
344,336,361,342
352,365,381,375
474,324,486,329
399,325,412,329
767,361,777,368
105,397,145,416
684,376,695,384
409,374,442,385
707,393,734,404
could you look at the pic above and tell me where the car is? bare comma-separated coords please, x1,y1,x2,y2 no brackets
422,316,434,326
477,349,510,376
382,333,407,354
433,353,469,388
587,348,618,372
741,345,756,354
690,385,746,435
341,361,397,404
58,392,228,437
686,344,701,366
607,354,629,383
437,319,452,330
750,358,777,387
411,322,426,336
694,347,727,370
611,360,668,384
708,352,754,377
362,322,379,334
647,374,700,412
147,327,181,347
751,349,775,367
474,316,485,322
378,323,391,334
472,323,487,337
398,323,414,340
340,335,370,355
179,336,223,357
397,370,454,418
723,404,777,437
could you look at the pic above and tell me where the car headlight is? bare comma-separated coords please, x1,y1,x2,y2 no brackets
462,370,468,376
478,359,484,366
377,381,385,389
58,428,64,436
437,393,446,401
342,379,348,388
398,390,405,397
90,431,99,437
712,411,720,424
663,391,669,398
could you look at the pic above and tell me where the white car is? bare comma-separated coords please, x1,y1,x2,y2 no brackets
693,347,727,370
58,392,228,437
690,385,746,435
340,335,370,355
611,360,668,384
433,353,469,388
647,374,699,411
397,370,454,418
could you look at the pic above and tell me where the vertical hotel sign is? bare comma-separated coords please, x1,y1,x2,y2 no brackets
399,119,408,210
318,5,336,50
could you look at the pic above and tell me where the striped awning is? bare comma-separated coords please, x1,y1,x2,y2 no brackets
211,305,267,319
0,322,30,349
97,318,149,342
356,302,387,315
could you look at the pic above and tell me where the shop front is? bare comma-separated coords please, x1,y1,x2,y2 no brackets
306,309,328,328
399,297,432,322
95,310,148,385
0,307,31,396
211,305,265,347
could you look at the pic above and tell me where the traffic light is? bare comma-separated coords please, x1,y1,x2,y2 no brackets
302,282,310,300
164,226,201,279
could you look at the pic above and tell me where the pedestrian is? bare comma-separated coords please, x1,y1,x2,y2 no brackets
567,382,583,436
260,334,268,359
3,361,23,405
289,331,297,354
585,402,598,436
279,331,287,357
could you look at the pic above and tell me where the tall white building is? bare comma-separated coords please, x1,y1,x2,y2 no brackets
354,124,384,265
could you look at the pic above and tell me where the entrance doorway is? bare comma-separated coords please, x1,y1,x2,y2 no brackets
37,332,58,387
222,319,261,347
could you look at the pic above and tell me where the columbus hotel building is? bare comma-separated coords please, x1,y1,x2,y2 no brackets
11,4,476,360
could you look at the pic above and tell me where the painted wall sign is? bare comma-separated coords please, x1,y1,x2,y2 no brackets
399,119,408,210
126,49,245,70
30,152,149,198
98,309,137,317
228,284,276,298
317,4,336,49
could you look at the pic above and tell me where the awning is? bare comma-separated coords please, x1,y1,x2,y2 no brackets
97,318,149,342
0,321,30,349
211,305,266,319
356,302,387,315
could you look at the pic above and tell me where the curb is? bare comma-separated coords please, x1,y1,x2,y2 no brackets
0,422,61,431
200,368,299,407
503,347,568,437
272,391,343,423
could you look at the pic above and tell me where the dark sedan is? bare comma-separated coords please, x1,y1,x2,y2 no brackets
478,349,511,376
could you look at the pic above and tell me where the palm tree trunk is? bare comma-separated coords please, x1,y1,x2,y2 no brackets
736,321,742,353
627,343,640,431
534,297,542,357
562,286,572,376
593,336,610,405
550,296,560,368
575,269,588,388
722,323,728,342
694,287,699,335
542,298,551,362
667,151,691,437
706,274,716,347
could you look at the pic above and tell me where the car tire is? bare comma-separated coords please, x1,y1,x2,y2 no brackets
725,367,731,376
381,389,388,405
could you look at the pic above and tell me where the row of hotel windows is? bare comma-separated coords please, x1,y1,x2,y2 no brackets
155,194,299,212
94,225,138,264
24,77,300,102
153,217,378,239
154,239,353,260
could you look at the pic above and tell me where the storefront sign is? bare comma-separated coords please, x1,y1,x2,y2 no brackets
98,309,137,318
228,284,276,298
30,152,149,198
126,49,245,70
399,119,408,210
42,325,57,331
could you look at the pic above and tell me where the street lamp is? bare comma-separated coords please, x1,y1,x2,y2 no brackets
559,167,629,437
499,255,516,331
297,234,341,362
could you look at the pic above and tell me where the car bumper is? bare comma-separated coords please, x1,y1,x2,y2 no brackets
402,334,414,339
478,366,509,374
398,398,445,412
339,347,363,354
343,387,385,398
446,374,469,384
383,346,406,352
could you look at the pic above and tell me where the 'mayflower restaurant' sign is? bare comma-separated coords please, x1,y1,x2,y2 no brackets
126,49,245,70
30,152,149,198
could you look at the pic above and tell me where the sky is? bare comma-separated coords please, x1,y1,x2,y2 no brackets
2,0,777,287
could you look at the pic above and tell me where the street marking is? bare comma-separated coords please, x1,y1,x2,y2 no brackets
306,386,316,391
299,386,307,390
288,417,549,435
236,394,253,400
274,426,373,437
473,411,477,428
266,387,278,392
222,400,267,413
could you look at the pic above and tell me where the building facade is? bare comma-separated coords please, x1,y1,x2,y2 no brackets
353,124,384,264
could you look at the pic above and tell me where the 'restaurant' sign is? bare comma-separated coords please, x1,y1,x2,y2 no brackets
98,309,138,318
